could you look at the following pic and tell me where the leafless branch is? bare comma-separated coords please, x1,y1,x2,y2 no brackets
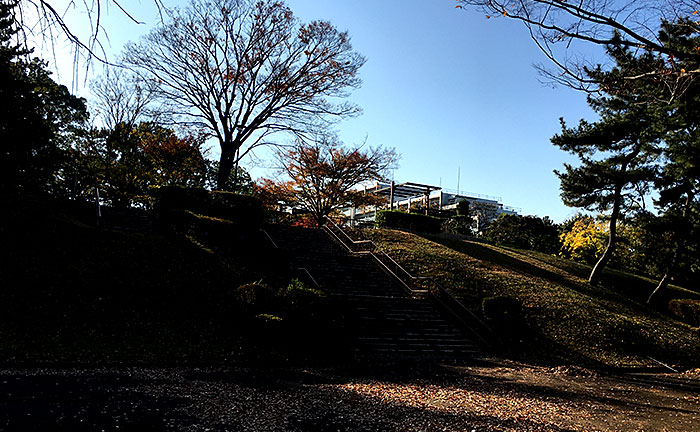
457,0,700,90
123,0,365,190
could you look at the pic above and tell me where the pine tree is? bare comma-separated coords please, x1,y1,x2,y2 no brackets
554,22,700,293
552,40,662,285
0,0,87,194
645,22,700,302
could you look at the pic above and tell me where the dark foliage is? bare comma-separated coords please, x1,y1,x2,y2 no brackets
481,296,524,339
237,282,278,313
206,162,255,194
0,195,344,364
668,299,700,326
209,191,265,226
442,215,474,236
485,214,560,253
456,199,470,216
482,296,522,321
375,210,442,233
153,186,264,231
68,122,210,208
0,1,87,194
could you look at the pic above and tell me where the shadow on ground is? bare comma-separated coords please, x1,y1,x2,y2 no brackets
2,363,699,431
0,371,200,431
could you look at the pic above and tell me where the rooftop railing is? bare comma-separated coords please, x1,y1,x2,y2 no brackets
442,188,502,203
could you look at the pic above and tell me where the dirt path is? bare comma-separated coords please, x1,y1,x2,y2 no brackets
1,360,699,431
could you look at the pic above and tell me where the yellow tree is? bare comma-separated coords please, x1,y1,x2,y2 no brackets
260,136,397,226
559,216,607,265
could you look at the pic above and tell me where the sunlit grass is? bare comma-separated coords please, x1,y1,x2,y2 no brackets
358,228,700,367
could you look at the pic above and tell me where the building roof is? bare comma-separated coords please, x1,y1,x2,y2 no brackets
369,182,442,200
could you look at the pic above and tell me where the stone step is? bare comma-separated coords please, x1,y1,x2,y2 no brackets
358,345,479,354
358,336,475,345
265,223,481,362
358,331,462,338
354,315,455,324
358,347,480,356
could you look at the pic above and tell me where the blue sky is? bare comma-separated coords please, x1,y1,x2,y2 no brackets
39,0,605,222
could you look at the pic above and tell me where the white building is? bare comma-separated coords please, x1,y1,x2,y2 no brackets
345,181,519,227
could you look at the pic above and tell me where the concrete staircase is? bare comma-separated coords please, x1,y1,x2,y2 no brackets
265,224,480,362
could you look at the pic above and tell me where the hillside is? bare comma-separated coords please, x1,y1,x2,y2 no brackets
0,195,337,365
356,228,700,368
5,194,699,369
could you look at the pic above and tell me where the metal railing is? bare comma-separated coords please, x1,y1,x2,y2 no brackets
261,228,321,289
323,220,495,347
324,220,417,294
442,188,502,202
261,229,279,248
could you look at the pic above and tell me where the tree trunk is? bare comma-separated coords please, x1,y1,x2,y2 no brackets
588,184,623,285
647,193,692,304
217,156,234,191
648,236,686,304
230,147,241,193
216,136,237,191
647,272,672,305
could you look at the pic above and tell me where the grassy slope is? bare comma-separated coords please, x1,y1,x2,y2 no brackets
0,196,286,364
359,229,700,368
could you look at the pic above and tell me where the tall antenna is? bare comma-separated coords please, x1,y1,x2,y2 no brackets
457,166,460,193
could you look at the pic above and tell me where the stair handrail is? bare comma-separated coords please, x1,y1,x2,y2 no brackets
324,219,495,348
295,266,321,288
261,229,279,249
324,220,417,293
324,220,374,253
413,277,494,347
261,228,321,289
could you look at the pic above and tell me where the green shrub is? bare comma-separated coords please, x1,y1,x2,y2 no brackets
153,186,209,214
375,210,442,233
255,313,283,322
209,191,264,228
442,215,473,235
668,299,700,326
485,213,560,253
237,282,277,311
279,278,326,302
153,186,263,228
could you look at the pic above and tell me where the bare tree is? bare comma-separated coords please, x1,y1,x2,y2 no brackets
122,0,365,190
456,0,700,90
90,66,164,129
11,0,162,84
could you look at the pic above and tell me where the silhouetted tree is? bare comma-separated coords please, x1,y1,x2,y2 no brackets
90,67,164,129
75,122,209,208
552,40,663,285
456,1,700,92
123,0,365,190
0,0,87,194
485,214,560,253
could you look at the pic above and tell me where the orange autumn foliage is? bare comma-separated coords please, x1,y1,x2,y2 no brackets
258,137,397,226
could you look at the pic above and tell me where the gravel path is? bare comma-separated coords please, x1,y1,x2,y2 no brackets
1,360,699,431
